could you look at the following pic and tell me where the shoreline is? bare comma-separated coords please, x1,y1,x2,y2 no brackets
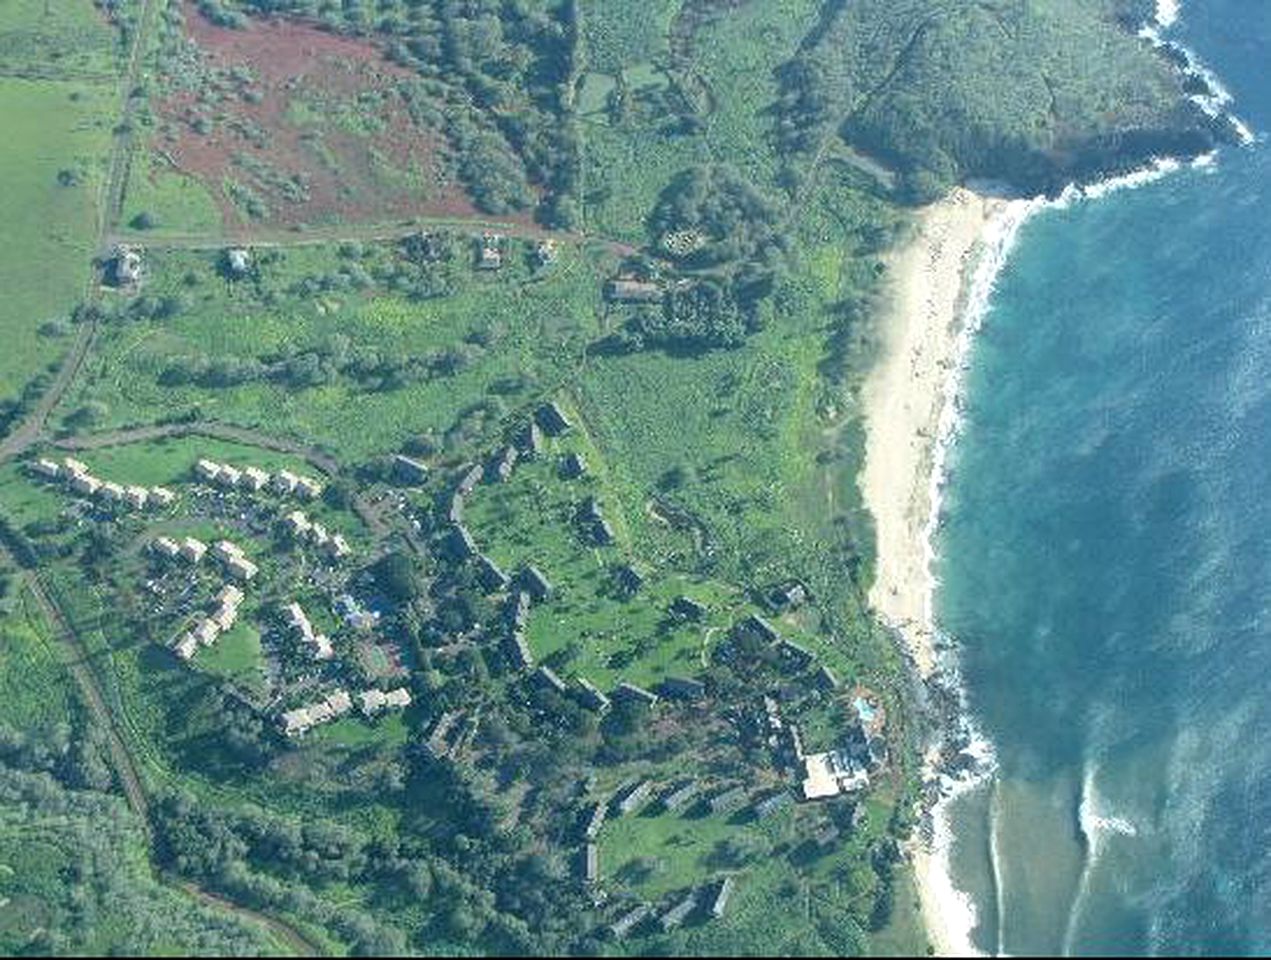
859,186,1035,955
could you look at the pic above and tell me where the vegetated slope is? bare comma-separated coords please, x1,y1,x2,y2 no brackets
776,0,1222,200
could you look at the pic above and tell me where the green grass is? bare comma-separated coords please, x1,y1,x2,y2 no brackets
196,622,265,691
579,0,678,74
0,77,116,399
0,0,122,79
119,162,224,239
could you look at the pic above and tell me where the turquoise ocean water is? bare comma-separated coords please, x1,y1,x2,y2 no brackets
935,2,1271,954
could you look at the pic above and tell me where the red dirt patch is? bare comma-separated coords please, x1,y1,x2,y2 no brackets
147,6,518,232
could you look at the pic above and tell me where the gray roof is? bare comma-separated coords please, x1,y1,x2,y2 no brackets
608,904,650,940
614,681,659,707
392,454,429,484
535,665,567,694
660,893,698,931
710,876,734,919
616,780,653,816
661,780,699,812
659,676,706,701
535,401,572,436
520,565,553,602
574,676,611,713
584,801,607,840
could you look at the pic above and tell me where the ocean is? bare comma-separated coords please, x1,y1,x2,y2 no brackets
932,1,1271,954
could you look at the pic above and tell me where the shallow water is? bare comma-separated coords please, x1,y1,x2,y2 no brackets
935,2,1271,953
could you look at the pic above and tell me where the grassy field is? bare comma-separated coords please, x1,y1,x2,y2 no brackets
0,589,77,730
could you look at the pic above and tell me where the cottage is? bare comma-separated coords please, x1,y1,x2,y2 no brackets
149,486,177,508
179,537,208,564
476,554,510,593
98,481,124,502
614,681,658,708
150,536,180,560
535,665,567,695
215,465,242,489
111,244,143,286
582,843,598,885
559,452,587,480
605,278,662,303
519,565,553,603
70,474,101,496
660,781,699,813
534,401,571,437
449,524,478,560
393,454,430,485
62,457,89,478
194,458,221,482
272,470,299,495
815,664,841,691
573,676,611,713
708,786,747,816
616,780,653,816
240,466,270,491
753,790,793,820
768,580,809,611
709,877,734,919
309,523,330,548
213,540,244,563
583,801,607,840
477,232,503,270
613,564,645,597
776,639,814,670
294,476,322,500
609,904,650,941
225,555,259,582
507,631,534,671
225,247,251,277
591,517,616,547
284,510,312,538
670,596,708,622
659,676,706,702
486,446,517,484
659,893,698,932
192,619,220,647
30,458,60,479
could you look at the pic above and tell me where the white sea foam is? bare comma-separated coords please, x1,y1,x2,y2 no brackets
1155,0,1180,29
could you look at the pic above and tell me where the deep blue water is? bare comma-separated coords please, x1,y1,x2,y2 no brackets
936,3,1271,954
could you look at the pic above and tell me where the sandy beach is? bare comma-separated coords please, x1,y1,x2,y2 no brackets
859,186,1016,955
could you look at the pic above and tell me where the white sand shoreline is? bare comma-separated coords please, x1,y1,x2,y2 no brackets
858,186,1020,955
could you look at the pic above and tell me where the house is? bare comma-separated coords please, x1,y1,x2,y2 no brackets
194,458,221,482
660,781,699,813
457,463,484,496
801,749,870,800
448,524,478,560
614,682,658,708
149,486,177,508
659,893,698,932
768,580,809,611
815,664,841,691
659,676,706,702
582,843,598,885
708,786,747,816
111,244,143,286
281,707,313,737
591,518,616,547
213,540,244,563
384,687,411,709
272,470,299,495
240,466,270,491
225,247,251,276
30,458,60,479
335,594,379,631
583,801,607,840
738,614,780,645
393,454,429,485
519,565,553,603
62,457,89,478
616,780,653,816
559,452,587,480
446,492,464,524
225,555,259,582
573,676,611,713
475,554,510,593
508,591,531,630
605,278,662,303
309,523,330,548
614,564,645,598
215,465,242,489
359,687,413,715
326,689,353,717
476,232,503,270
173,633,199,661
327,535,351,560
709,877,734,919
670,596,708,622
776,639,814,670
490,445,518,483
534,401,571,436
150,537,180,560
753,790,793,820
213,584,243,611
535,665,567,695
518,421,545,459
284,510,312,538
609,904,650,941
123,485,149,510
70,474,101,496
179,537,208,563
294,476,322,500
423,710,462,760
